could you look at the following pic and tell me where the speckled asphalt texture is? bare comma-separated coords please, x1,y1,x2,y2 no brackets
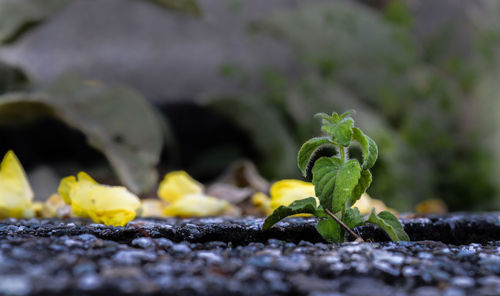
0,214,499,296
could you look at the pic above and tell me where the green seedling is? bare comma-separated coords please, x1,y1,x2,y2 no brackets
263,110,409,242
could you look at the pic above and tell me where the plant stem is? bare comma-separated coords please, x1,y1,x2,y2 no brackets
339,146,345,162
324,208,364,242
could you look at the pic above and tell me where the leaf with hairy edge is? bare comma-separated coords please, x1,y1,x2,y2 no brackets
262,197,318,229
339,109,356,120
332,159,361,213
367,209,409,241
352,127,378,169
312,157,342,212
343,207,365,229
297,137,334,177
348,169,372,207
322,117,354,147
315,112,339,124
316,216,341,242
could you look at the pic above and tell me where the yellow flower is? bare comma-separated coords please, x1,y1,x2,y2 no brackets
251,192,273,215
158,171,203,203
58,172,141,226
0,150,34,219
163,193,231,218
260,179,393,216
157,171,233,217
353,193,394,215
140,198,167,218
269,179,318,210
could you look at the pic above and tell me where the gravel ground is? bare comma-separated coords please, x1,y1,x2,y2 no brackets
0,214,499,296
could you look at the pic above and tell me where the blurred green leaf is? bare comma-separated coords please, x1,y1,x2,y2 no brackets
144,0,201,16
0,73,164,193
0,0,70,44
206,96,297,179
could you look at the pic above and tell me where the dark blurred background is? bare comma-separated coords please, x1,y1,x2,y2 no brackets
0,0,499,211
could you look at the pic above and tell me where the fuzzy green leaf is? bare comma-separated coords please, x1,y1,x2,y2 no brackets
262,197,318,230
312,157,342,212
367,209,409,241
297,136,334,177
314,112,339,124
322,117,354,147
316,216,341,242
343,207,365,229
312,158,361,213
332,159,362,213
352,127,378,169
348,169,372,207
340,109,356,119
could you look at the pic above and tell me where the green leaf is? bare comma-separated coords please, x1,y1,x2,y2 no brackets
339,109,356,119
297,136,334,177
314,112,338,124
316,216,341,242
343,207,365,229
0,0,70,44
322,117,354,147
312,158,361,213
262,197,318,229
367,209,409,241
352,127,378,169
0,73,165,193
332,159,362,213
312,157,342,211
348,169,372,207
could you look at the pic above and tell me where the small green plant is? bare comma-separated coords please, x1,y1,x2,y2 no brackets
263,110,409,242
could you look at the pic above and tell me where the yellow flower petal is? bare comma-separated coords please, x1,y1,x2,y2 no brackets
140,198,167,218
0,150,33,219
41,194,71,218
58,172,141,226
416,198,448,214
158,171,203,203
353,193,394,215
163,193,229,218
251,192,272,215
269,179,317,210
58,176,76,204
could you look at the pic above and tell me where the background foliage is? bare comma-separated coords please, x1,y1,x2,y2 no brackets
0,0,499,211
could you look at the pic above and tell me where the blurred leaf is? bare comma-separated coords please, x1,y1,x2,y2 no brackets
144,0,201,16
0,0,70,44
0,62,29,94
206,97,297,179
0,74,164,193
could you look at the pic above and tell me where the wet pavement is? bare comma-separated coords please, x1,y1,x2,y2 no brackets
0,214,499,296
